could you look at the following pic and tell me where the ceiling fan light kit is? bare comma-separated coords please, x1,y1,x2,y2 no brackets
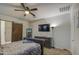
25,11,29,14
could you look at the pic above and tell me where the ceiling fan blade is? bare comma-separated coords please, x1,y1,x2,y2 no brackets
21,3,26,10
15,9,24,11
31,8,38,11
30,12,36,17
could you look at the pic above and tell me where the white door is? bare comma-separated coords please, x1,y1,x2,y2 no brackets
1,21,5,45
5,21,12,43
0,20,1,44
1,21,12,45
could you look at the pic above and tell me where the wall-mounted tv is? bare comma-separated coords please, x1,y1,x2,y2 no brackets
38,24,50,32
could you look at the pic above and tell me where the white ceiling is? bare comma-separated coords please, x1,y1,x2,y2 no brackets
0,3,72,21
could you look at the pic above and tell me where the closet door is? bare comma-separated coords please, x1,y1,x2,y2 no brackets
0,21,12,45
12,22,23,42
1,21,5,45
0,20,1,45
5,21,12,43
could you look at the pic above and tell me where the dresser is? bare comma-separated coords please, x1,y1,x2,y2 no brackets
34,36,52,48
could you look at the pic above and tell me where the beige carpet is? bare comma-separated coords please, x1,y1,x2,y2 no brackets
44,48,72,55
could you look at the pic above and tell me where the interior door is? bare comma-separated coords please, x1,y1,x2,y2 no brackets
5,21,12,43
12,22,23,42
0,20,1,45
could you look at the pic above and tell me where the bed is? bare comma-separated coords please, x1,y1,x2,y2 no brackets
0,40,41,55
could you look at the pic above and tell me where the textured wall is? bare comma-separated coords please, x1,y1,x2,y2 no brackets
31,14,71,49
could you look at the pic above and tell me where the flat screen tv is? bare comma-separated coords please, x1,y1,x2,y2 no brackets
38,24,50,32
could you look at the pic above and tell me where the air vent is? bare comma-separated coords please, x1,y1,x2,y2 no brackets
59,5,70,12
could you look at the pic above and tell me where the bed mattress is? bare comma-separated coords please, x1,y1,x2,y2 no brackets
0,40,41,55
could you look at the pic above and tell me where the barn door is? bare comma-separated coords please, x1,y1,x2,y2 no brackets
12,22,23,42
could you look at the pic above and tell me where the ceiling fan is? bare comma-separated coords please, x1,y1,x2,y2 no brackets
14,3,38,17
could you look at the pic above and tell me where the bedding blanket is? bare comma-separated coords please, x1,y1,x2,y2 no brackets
0,40,41,55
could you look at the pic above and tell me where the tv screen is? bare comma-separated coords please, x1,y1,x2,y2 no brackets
38,24,50,32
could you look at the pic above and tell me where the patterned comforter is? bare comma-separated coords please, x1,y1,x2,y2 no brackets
0,40,41,55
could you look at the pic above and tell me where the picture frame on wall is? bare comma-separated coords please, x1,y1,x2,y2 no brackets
38,24,50,32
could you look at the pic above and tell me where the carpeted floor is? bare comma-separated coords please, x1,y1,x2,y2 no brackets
44,48,72,55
